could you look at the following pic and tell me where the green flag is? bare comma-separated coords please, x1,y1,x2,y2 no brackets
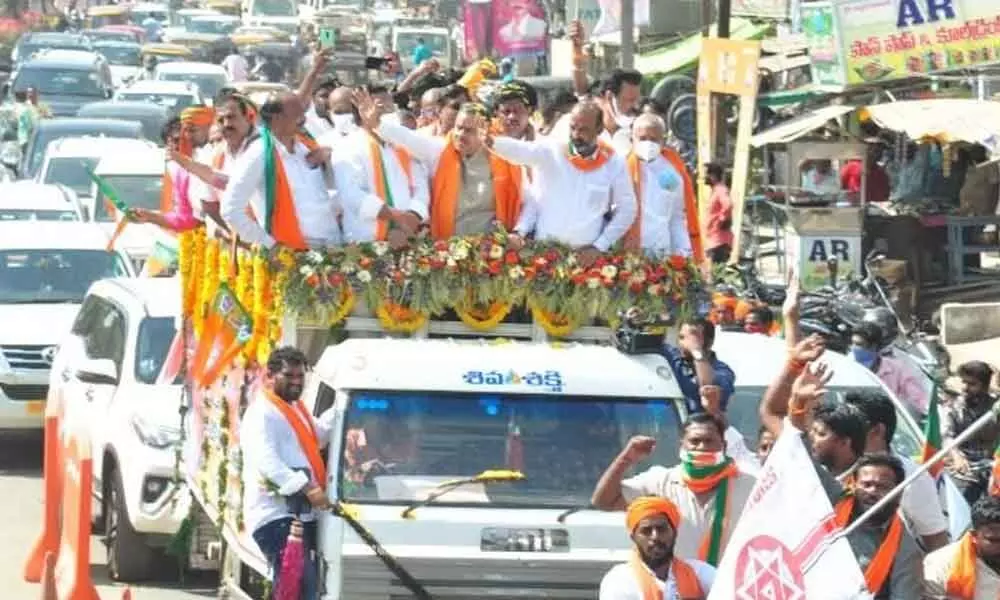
85,165,129,213
918,379,943,479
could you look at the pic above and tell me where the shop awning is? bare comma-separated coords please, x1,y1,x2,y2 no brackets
635,18,771,75
863,99,1000,154
750,105,857,147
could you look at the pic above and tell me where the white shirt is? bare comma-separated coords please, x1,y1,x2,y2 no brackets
304,103,334,139
332,138,430,242
897,454,949,538
221,53,249,82
221,136,341,248
599,560,715,600
725,426,761,476
318,118,363,146
634,154,692,257
491,136,637,251
240,392,337,533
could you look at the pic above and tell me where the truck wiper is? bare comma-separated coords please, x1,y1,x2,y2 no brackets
556,504,592,524
400,469,525,519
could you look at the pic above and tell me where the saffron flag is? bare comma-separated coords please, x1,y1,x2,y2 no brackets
189,283,252,388
708,429,869,600
143,240,179,278
990,442,1000,498
156,326,184,385
918,381,944,479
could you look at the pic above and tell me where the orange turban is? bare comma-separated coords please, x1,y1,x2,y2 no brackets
626,496,681,534
181,106,215,127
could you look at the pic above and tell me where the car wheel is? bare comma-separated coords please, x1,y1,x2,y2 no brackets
105,467,155,582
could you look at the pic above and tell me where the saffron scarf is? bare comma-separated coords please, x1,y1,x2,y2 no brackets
834,496,904,595
566,140,613,173
945,532,978,599
629,551,704,600
624,149,704,263
260,127,307,250
263,387,327,490
430,133,521,240
680,455,738,566
367,135,414,242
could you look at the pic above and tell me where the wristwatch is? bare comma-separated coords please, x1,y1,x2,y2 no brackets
691,349,706,362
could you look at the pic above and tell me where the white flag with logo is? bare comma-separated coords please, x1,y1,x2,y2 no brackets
708,428,872,600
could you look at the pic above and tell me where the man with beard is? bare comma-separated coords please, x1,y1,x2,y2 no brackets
599,496,714,599
241,346,336,600
943,361,1000,505
924,494,1000,598
303,77,339,139
488,100,637,267
592,413,756,566
490,80,541,243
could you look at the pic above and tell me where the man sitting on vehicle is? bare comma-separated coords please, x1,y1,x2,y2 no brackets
599,496,715,599
241,346,336,600
849,321,928,418
923,494,1000,598
943,361,1000,506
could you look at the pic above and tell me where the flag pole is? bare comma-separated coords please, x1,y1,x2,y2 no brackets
838,400,1000,539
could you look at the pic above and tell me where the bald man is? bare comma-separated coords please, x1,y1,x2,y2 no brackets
418,87,458,137
622,113,701,260
489,100,637,267
318,87,360,143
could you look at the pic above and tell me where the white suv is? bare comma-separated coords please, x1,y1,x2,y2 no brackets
0,221,134,430
50,277,190,582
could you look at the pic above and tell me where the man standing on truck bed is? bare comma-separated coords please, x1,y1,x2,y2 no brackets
241,346,337,600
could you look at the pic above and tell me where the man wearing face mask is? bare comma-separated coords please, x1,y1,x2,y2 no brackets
318,86,361,142
849,321,928,417
489,100,637,267
623,113,702,261
599,496,715,599
924,494,1000,598
591,414,757,566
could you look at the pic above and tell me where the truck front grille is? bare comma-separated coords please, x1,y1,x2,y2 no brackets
1,345,52,370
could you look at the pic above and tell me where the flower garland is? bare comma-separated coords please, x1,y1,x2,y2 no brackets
376,301,428,333
178,231,195,318
455,298,512,331
248,251,271,364
188,228,206,335
528,299,581,338
198,238,220,336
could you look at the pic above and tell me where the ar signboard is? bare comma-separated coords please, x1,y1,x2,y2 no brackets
802,0,1000,90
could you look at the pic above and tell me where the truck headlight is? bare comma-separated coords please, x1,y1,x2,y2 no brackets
130,414,181,449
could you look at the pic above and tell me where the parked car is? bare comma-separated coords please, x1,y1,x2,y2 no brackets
78,101,169,143
114,79,205,115
0,181,83,222
91,40,143,87
51,276,187,581
0,221,134,431
11,32,93,66
21,117,145,179
5,49,114,117
153,61,228,100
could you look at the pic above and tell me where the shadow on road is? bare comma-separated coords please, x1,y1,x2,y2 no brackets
89,563,221,597
0,432,44,475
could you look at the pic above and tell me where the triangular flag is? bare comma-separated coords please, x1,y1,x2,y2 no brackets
86,166,131,250
190,283,252,388
144,239,179,277
918,381,944,479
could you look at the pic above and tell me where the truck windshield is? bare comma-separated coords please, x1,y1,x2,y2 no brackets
43,157,99,197
339,391,682,508
0,249,123,304
93,174,162,221
251,0,295,17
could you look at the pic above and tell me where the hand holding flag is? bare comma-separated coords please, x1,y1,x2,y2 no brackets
85,164,132,251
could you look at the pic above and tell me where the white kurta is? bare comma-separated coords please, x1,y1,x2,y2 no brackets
303,103,334,139
923,540,1000,599
635,154,692,257
332,138,431,242
240,393,337,533
599,560,716,600
491,136,637,251
220,137,341,248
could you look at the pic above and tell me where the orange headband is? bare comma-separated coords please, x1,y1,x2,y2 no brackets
181,106,215,127
626,496,681,534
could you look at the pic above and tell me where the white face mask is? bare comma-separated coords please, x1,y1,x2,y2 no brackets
331,113,355,131
634,140,660,162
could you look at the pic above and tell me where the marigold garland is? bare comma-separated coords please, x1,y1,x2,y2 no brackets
376,301,428,333
528,300,582,338
455,299,512,332
198,238,220,336
235,249,253,310
178,230,195,318
248,251,272,363
189,228,206,335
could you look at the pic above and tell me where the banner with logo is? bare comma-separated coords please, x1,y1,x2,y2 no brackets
708,429,869,599
491,0,548,56
804,0,1000,90
590,0,650,38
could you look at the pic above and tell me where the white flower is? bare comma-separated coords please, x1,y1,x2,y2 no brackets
372,241,389,256
357,270,372,283
600,265,617,279
446,257,458,268
305,250,323,265
508,266,524,279
451,246,469,261
299,265,315,277
489,244,503,260
587,277,600,289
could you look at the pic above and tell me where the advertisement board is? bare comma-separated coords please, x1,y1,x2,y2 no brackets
732,0,791,20
807,0,1000,89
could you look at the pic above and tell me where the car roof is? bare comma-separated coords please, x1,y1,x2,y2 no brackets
0,182,76,209
45,135,159,157
79,100,169,116
92,276,179,317
155,61,227,74
21,49,102,67
95,146,165,174
191,14,240,21
119,79,199,94
22,32,88,42
133,2,169,10
177,8,221,15
37,118,143,134
92,40,142,49
0,221,112,249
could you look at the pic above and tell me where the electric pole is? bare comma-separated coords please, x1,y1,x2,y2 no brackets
621,0,634,69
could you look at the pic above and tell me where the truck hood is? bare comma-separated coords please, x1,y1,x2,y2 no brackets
0,303,80,345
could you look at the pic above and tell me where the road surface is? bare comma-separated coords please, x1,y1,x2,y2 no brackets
0,432,217,600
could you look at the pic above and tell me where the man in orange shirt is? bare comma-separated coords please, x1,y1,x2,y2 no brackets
704,163,733,265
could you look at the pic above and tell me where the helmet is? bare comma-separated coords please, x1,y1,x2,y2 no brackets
862,307,899,349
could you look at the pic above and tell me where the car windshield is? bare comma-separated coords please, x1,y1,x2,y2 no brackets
0,249,124,304
43,157,99,197
725,386,921,459
96,45,141,66
13,68,105,97
251,0,294,16
157,72,223,98
93,175,162,222
133,10,167,23
339,391,682,508
188,19,238,34
28,127,142,180
17,41,90,61
117,92,195,111
0,209,79,221
135,316,178,384
90,31,135,43
396,32,446,57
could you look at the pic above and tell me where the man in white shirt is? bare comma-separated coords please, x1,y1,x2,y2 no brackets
623,113,693,258
498,0,547,46
303,77,338,139
221,91,340,250
242,346,336,600
221,47,249,83
334,84,427,245
489,100,637,267
599,496,715,599
318,86,361,144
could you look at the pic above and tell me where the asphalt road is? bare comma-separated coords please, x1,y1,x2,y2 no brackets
0,432,217,600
